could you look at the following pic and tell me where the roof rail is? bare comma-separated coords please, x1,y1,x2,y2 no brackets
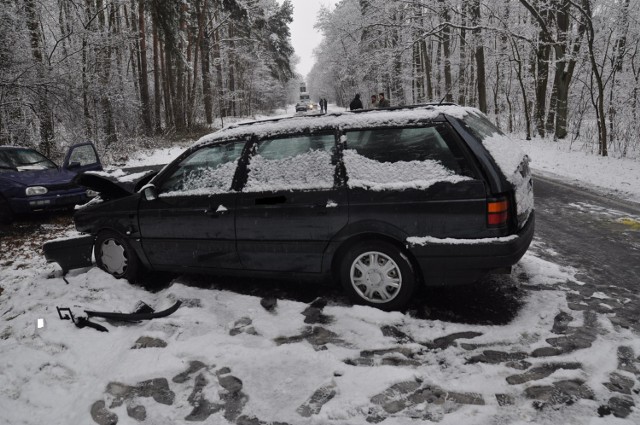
231,103,462,126
348,102,460,113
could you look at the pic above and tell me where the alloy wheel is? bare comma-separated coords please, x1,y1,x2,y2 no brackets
349,251,402,303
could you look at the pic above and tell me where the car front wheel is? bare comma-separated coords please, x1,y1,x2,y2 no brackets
339,240,416,311
95,230,140,282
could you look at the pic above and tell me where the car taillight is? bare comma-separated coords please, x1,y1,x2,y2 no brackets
487,198,509,227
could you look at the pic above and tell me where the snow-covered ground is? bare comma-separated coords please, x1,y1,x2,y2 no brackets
514,138,640,205
1,107,640,424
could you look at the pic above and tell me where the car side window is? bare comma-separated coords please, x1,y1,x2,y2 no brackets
344,124,472,189
158,141,245,196
244,133,335,192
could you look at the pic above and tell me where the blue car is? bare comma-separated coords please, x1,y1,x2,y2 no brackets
0,142,102,224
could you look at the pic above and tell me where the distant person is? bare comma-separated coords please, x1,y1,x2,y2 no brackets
321,98,328,113
349,94,363,110
378,92,390,108
370,94,378,109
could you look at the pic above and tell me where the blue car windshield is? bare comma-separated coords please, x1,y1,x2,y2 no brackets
0,149,57,171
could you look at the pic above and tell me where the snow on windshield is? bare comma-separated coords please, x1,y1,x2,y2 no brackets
343,150,470,191
245,150,334,192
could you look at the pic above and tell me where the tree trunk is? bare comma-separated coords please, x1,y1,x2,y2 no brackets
25,0,54,155
138,0,152,135
200,0,213,124
152,16,162,133
440,1,453,102
471,0,487,113
510,37,532,140
458,2,467,105
173,3,187,131
581,0,607,155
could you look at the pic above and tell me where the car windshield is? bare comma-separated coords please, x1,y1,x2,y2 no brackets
0,148,57,171
460,111,505,142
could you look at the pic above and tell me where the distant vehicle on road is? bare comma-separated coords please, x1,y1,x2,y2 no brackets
295,101,319,113
0,143,102,224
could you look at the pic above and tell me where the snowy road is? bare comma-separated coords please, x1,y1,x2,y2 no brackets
532,174,640,332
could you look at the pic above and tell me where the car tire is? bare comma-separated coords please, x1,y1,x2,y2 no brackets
0,196,14,225
339,240,416,311
95,230,140,282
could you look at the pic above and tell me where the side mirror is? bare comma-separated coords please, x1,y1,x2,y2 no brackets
66,161,81,170
141,184,158,201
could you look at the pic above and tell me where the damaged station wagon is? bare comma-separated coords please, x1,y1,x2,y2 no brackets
46,105,534,311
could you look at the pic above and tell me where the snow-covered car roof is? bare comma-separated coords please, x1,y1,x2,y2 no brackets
195,105,478,147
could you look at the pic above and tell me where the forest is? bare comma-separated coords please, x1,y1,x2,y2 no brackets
309,0,639,158
0,0,296,160
1,0,638,161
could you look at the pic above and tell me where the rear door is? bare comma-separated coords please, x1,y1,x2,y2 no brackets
343,123,488,238
235,132,348,272
137,140,246,270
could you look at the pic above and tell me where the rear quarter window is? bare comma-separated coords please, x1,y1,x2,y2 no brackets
343,124,473,190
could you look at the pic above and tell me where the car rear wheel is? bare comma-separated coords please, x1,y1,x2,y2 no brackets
95,230,140,282
339,240,416,311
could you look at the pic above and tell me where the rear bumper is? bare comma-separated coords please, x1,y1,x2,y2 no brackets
407,211,535,285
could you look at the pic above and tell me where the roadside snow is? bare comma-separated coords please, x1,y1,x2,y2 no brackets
514,137,640,204
1,247,638,424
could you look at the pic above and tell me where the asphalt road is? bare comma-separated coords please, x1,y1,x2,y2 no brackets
531,174,640,332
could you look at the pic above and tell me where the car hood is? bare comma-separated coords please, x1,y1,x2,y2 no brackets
0,167,76,187
75,169,157,200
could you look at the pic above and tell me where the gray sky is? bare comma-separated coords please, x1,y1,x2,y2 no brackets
278,0,340,78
